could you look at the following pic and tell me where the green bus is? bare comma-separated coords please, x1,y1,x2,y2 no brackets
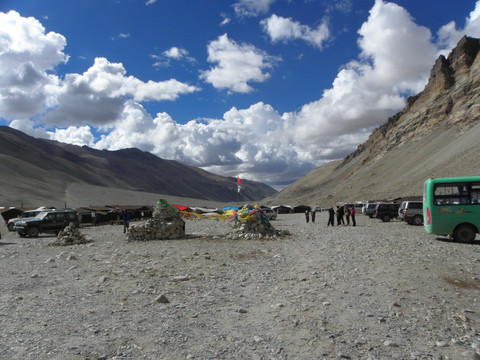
423,176,480,242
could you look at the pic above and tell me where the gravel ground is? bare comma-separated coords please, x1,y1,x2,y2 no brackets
1,212,479,360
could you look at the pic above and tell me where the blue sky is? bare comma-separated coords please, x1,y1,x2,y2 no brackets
0,0,479,189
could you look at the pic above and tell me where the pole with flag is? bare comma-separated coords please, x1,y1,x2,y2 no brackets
236,175,241,202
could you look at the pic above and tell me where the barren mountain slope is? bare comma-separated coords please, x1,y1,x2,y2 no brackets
265,36,480,206
0,126,276,207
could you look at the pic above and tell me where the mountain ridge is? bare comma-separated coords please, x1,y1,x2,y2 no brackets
0,126,276,207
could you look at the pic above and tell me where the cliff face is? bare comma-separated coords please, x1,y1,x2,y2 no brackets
267,36,480,205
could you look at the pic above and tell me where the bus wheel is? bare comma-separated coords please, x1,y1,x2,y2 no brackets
453,224,476,243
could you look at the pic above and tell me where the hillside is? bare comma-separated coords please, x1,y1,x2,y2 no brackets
0,126,276,207
266,36,480,206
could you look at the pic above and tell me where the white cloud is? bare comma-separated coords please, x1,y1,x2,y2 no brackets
200,34,280,93
45,57,200,127
0,10,68,120
152,47,196,67
220,13,231,26
234,0,276,17
88,101,315,186
291,0,439,154
437,0,480,53
261,14,330,49
48,125,96,147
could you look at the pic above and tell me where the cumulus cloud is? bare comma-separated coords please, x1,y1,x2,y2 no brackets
88,101,315,186
233,0,276,17
47,125,96,147
152,47,196,67
437,0,480,53
200,34,280,93
261,14,331,49
45,57,200,127
291,0,439,157
0,10,68,120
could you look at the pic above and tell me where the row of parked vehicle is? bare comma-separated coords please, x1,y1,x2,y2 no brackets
361,201,423,225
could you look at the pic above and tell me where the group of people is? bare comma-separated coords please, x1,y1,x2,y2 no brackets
304,210,316,223
327,204,356,226
304,204,356,227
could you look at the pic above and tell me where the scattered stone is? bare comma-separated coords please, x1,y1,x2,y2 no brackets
155,295,170,304
173,275,190,282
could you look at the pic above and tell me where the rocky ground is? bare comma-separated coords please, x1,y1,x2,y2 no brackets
0,212,479,360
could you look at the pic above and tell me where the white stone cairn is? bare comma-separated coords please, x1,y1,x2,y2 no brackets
226,207,290,240
127,200,185,241
49,222,91,246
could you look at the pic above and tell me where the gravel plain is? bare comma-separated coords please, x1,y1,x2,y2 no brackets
1,212,479,360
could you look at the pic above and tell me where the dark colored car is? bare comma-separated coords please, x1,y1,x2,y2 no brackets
373,203,400,222
13,209,79,237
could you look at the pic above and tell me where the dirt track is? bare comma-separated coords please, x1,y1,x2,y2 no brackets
1,212,479,359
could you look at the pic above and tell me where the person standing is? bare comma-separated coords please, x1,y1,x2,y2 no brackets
345,205,350,225
305,210,310,223
311,209,316,223
336,205,345,225
123,211,131,233
351,206,356,226
327,206,335,226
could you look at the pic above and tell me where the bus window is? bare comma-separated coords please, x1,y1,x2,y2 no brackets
434,183,469,205
471,183,480,204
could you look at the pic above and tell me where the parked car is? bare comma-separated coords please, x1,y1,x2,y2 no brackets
7,210,43,231
13,209,79,237
373,203,401,222
261,207,277,220
362,203,377,217
402,201,423,225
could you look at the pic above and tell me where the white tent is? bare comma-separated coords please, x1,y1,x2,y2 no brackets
0,214,7,239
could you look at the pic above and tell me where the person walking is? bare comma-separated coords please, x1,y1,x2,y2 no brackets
311,209,316,223
327,206,335,226
305,210,310,223
351,206,356,226
345,205,350,225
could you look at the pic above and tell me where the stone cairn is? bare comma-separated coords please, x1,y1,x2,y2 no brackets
49,222,91,246
226,207,290,240
127,200,185,241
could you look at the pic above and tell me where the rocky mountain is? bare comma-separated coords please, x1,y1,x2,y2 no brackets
266,36,480,206
0,126,276,207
